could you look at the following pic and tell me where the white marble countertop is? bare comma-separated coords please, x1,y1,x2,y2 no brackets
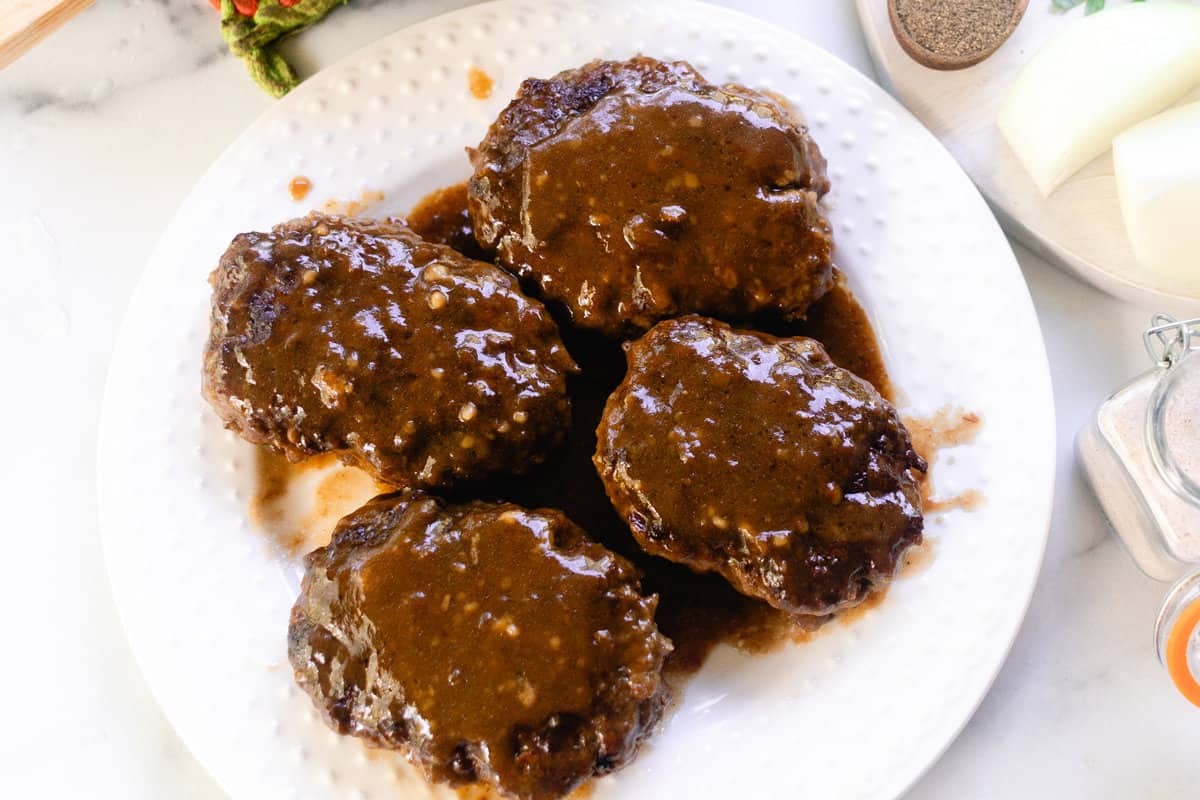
1,0,1193,797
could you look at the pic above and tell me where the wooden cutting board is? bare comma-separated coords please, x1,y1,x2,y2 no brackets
856,0,1200,312
0,0,94,70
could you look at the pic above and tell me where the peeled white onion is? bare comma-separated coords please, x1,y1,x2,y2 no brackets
1113,100,1200,292
998,3,1200,196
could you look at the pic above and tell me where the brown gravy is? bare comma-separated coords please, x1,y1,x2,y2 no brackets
467,57,834,339
905,406,982,463
250,184,911,688
406,182,494,262
791,273,893,401
925,489,985,514
404,184,891,404
408,184,905,675
320,189,386,218
288,175,312,201
468,66,495,100
250,450,391,558
457,780,593,800
900,536,937,578
903,406,986,515
834,588,888,628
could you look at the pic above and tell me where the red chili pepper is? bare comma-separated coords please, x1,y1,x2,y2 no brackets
208,0,262,15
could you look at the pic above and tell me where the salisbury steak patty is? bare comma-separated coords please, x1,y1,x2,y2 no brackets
203,213,575,490
288,492,671,800
594,316,926,616
468,56,834,338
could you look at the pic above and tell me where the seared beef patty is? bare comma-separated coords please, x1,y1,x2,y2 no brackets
594,316,925,616
288,492,672,800
203,213,575,490
468,56,834,338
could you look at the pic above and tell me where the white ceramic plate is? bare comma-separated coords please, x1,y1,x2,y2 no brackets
97,2,1056,798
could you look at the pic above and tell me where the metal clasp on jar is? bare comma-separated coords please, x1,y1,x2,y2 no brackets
1143,314,1200,510
1143,313,1200,369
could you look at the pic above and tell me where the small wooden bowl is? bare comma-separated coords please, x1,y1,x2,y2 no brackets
887,0,1029,70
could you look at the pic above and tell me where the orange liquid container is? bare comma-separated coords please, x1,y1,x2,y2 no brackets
1078,314,1200,707
1156,571,1200,708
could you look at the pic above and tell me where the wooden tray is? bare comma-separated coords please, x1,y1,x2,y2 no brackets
0,0,94,70
857,0,1200,312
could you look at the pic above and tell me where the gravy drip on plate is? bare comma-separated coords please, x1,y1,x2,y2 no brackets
788,273,893,400
288,175,312,201
903,406,985,516
468,66,495,100
250,450,390,557
408,182,496,263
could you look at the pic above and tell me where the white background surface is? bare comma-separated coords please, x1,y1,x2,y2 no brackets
0,1,1193,798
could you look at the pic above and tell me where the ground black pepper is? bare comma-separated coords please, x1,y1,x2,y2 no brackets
896,0,1018,59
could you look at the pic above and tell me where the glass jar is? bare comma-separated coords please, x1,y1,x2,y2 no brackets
1078,314,1200,708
